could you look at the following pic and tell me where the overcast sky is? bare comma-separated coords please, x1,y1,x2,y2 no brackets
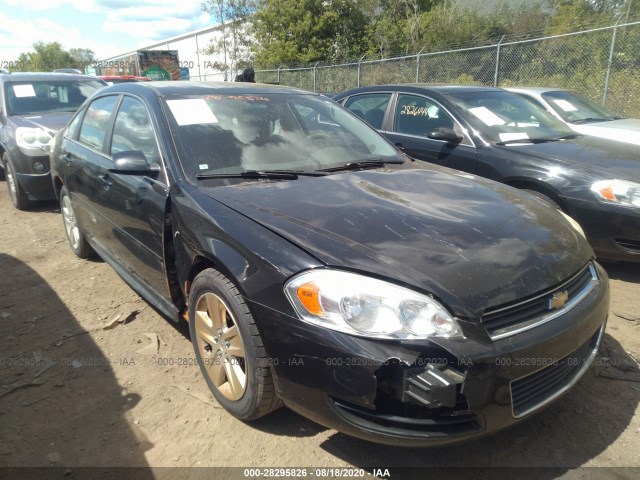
0,0,212,62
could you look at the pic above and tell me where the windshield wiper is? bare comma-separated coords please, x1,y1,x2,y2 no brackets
571,117,614,124
196,169,326,180
495,137,559,146
319,159,404,173
555,133,582,140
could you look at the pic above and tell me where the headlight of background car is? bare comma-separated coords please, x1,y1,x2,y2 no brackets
16,127,53,156
591,179,640,208
284,270,463,340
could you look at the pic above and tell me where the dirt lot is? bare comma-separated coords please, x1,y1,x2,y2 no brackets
0,187,639,478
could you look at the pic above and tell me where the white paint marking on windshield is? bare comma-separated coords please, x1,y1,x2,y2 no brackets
468,106,505,126
552,99,578,112
13,84,36,98
167,99,218,126
498,132,529,142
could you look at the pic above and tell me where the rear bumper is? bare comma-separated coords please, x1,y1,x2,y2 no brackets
252,262,610,446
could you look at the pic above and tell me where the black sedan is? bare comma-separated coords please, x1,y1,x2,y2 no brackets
51,81,608,446
334,85,640,262
0,72,106,209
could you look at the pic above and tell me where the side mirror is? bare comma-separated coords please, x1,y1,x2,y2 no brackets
110,150,153,175
428,127,463,144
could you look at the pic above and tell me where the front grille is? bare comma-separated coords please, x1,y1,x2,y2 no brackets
510,326,603,418
614,238,640,252
482,263,598,340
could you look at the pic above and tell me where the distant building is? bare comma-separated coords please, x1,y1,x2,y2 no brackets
96,22,250,82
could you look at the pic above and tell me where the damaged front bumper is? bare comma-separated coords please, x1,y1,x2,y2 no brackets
251,263,609,446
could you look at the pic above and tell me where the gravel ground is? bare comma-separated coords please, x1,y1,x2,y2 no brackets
0,189,639,479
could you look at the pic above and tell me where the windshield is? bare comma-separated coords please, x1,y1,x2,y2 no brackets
446,90,575,143
5,80,105,115
164,93,402,182
541,90,621,123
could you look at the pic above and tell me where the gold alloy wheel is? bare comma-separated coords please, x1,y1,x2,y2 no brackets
194,292,247,401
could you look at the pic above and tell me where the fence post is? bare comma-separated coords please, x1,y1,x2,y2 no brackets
277,66,282,85
603,17,622,106
416,47,426,83
357,55,365,88
313,62,319,91
494,35,505,87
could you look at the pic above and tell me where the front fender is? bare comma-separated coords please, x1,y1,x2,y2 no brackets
170,188,323,317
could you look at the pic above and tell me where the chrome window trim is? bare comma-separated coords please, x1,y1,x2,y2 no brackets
489,263,598,341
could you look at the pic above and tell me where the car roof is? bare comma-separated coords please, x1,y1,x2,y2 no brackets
336,84,504,98
97,80,318,98
99,75,151,81
506,87,568,94
0,72,105,83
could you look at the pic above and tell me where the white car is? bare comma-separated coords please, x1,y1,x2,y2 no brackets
507,87,640,146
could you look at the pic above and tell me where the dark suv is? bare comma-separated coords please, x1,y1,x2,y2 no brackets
0,72,105,209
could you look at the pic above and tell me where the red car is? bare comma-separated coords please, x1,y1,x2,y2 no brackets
98,75,151,85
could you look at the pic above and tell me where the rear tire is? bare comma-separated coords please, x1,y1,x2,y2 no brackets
60,186,94,258
189,268,280,420
4,155,30,210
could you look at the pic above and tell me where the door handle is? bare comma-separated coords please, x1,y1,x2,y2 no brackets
99,174,113,188
395,142,405,151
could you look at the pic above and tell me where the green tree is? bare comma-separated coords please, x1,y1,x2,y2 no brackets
201,0,256,80
364,0,440,57
251,0,368,67
14,42,94,72
69,48,96,68
545,0,630,33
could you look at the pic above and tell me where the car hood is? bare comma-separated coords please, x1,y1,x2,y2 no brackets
11,112,74,134
199,163,592,318
493,135,640,180
571,118,640,146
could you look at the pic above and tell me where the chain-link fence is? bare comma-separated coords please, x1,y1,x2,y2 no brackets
255,20,640,118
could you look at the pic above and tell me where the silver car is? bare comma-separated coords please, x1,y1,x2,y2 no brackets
507,87,640,146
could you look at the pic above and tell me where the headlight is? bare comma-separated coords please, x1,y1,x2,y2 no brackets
16,127,53,155
591,179,640,208
284,270,463,340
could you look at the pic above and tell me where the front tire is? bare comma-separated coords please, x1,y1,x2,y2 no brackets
189,268,279,420
4,155,30,210
60,186,94,258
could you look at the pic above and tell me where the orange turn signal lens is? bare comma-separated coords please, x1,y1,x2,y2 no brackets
598,186,616,201
296,282,323,316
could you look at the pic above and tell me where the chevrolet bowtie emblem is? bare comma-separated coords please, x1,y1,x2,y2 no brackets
549,290,569,310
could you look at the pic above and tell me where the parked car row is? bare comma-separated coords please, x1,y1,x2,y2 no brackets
0,74,635,446
333,85,640,263
507,87,640,146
